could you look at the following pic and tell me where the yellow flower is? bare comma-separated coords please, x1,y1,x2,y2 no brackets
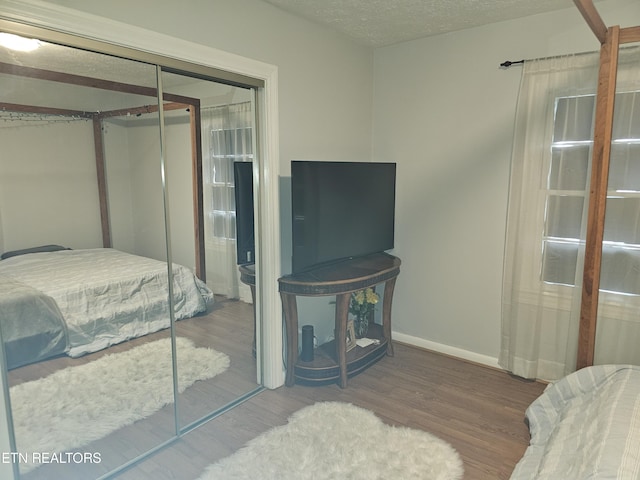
365,288,379,304
349,288,380,321
353,290,365,305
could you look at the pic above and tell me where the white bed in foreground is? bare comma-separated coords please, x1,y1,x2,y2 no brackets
0,248,213,362
512,365,640,479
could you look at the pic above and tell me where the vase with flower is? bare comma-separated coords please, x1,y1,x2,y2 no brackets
349,287,379,338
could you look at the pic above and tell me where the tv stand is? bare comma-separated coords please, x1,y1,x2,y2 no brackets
278,252,401,388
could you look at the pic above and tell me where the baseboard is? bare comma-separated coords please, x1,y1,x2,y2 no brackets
392,331,501,370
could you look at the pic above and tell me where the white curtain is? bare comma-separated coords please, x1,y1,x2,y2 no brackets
201,102,253,303
500,47,640,381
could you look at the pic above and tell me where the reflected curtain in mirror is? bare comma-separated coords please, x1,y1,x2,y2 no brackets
202,102,253,302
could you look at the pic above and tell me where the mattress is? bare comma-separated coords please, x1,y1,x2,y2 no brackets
0,248,213,359
511,365,640,479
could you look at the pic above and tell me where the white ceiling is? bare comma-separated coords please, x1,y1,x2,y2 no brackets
261,0,584,47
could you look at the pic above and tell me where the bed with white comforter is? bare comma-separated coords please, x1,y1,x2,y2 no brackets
0,248,213,366
512,364,640,479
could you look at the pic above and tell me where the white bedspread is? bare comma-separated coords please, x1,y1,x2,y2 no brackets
0,248,213,357
511,365,640,479
0,275,68,368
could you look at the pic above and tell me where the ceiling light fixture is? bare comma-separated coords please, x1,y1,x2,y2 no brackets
0,33,42,52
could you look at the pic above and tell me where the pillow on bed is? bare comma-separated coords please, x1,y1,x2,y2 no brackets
1,244,71,260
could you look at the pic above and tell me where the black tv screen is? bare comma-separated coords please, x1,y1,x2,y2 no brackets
291,161,396,273
234,161,255,265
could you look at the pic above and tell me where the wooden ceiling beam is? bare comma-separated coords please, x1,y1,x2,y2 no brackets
96,102,191,119
0,61,158,96
0,61,198,105
573,0,608,44
620,26,640,44
0,101,194,119
0,101,92,118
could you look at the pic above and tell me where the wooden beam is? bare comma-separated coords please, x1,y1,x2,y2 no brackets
0,101,190,119
620,26,640,44
93,116,112,248
0,61,199,105
0,61,159,97
577,26,620,370
95,102,189,119
0,102,92,118
189,103,206,282
573,0,608,44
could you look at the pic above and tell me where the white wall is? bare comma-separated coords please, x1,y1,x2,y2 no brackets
0,114,203,271
41,0,375,187
0,119,104,252
103,121,136,254
373,0,640,364
40,0,376,342
40,0,375,265
105,84,252,270
160,83,252,273
23,0,640,364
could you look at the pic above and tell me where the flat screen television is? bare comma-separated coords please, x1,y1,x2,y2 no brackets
291,160,396,274
234,161,255,265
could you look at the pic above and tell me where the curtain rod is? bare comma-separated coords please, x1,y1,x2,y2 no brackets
499,49,596,68
500,59,524,68
498,45,640,69
202,100,251,111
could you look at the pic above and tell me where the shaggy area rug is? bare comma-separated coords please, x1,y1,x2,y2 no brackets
10,337,229,473
199,402,464,480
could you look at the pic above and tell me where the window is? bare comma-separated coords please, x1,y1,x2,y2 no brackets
206,126,253,240
201,101,254,301
542,91,640,296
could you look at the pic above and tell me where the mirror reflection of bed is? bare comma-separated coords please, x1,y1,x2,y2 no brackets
0,36,258,479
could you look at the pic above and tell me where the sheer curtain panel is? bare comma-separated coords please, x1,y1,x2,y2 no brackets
202,102,253,302
500,47,640,381
500,53,599,381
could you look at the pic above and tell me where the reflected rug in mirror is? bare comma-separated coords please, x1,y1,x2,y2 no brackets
199,402,464,480
10,337,229,473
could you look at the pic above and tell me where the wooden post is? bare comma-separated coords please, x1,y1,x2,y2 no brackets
189,102,206,281
93,115,111,248
576,26,619,369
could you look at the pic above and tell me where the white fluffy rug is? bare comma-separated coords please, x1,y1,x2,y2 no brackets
199,402,464,480
11,337,229,473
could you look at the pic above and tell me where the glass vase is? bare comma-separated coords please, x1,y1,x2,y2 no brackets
354,315,369,338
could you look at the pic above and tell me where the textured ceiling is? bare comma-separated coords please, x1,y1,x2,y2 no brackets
261,0,581,47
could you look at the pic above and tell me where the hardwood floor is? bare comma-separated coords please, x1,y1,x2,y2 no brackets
10,296,259,480
8,297,545,479
121,334,545,479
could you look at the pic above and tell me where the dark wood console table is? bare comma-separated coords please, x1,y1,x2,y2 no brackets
278,252,401,388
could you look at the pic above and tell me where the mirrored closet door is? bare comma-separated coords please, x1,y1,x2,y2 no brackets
0,27,262,480
159,69,261,430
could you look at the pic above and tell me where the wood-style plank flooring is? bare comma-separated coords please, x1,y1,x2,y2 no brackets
121,310,545,479
9,298,545,479
10,296,259,480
